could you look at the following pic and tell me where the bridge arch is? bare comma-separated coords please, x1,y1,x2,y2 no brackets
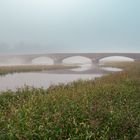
31,56,54,65
99,56,135,64
10,53,139,65
62,56,92,64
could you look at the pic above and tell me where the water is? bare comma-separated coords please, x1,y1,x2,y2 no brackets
71,64,92,71
101,67,122,72
0,55,125,92
0,72,103,92
63,56,93,72
0,64,122,92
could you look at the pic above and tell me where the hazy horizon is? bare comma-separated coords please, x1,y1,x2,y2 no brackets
0,0,140,54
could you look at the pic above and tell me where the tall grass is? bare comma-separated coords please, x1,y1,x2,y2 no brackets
0,65,77,76
0,62,140,139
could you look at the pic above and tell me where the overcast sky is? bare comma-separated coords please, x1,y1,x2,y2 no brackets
0,0,140,54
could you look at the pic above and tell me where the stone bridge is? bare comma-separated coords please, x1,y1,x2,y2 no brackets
0,53,140,65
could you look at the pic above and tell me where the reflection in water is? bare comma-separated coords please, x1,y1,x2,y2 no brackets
63,56,92,71
0,55,126,92
71,64,92,71
102,67,122,72
0,73,103,92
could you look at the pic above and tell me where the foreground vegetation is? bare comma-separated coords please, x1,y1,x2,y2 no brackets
0,65,77,76
0,62,140,139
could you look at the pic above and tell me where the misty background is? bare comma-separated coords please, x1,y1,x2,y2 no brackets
0,0,140,54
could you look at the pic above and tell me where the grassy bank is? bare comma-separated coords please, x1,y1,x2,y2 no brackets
0,62,140,139
0,65,77,76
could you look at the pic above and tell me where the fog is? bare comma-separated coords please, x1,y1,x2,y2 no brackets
0,0,140,54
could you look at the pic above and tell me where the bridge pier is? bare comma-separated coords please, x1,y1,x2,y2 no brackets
92,58,99,64
53,59,63,65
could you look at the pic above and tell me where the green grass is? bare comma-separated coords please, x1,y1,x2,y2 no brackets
0,62,140,139
0,65,77,76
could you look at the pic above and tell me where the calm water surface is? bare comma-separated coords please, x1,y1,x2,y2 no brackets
0,72,103,92
0,61,123,92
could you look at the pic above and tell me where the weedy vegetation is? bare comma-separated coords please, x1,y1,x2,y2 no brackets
0,65,77,76
0,62,140,139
